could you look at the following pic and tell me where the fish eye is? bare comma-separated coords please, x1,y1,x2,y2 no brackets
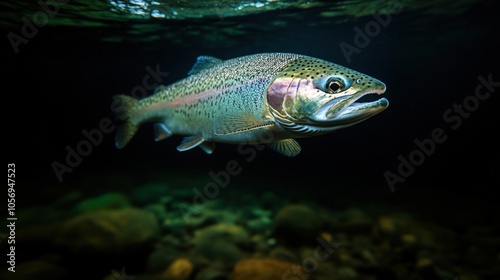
327,79,344,94
313,75,351,94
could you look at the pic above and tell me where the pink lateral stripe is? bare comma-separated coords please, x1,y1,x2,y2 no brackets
135,76,268,116
134,88,219,116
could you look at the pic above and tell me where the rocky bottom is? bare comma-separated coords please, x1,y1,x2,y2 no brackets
4,177,499,280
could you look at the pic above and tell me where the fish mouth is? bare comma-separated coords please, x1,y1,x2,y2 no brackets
313,89,388,126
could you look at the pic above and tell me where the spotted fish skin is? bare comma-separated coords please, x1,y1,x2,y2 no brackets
113,53,388,156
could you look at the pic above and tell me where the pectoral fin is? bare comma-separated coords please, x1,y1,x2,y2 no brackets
214,115,274,135
267,139,301,157
177,136,205,152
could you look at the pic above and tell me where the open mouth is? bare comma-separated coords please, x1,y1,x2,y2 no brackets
335,97,389,119
320,90,389,124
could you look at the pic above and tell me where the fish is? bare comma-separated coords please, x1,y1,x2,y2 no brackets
113,52,388,157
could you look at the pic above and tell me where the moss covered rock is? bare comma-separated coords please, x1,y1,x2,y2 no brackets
273,204,323,246
232,258,298,280
73,192,130,214
55,208,159,254
193,224,249,264
159,258,193,280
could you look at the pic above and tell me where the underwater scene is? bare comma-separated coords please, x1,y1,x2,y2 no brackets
2,0,499,279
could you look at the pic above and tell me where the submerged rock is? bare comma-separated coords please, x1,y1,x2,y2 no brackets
268,246,299,263
159,258,193,280
232,258,298,280
147,245,179,273
193,224,249,264
273,204,323,246
344,207,369,222
194,240,245,265
337,266,359,279
55,208,159,254
194,224,250,247
195,264,231,280
73,192,130,214
373,215,458,250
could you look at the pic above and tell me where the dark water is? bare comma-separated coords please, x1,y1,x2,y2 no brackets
2,0,499,279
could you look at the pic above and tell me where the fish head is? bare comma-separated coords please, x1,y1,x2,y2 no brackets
267,56,388,136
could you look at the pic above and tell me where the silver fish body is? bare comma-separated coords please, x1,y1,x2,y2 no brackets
113,53,388,156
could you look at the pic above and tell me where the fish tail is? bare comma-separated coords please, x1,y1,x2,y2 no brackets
113,95,139,149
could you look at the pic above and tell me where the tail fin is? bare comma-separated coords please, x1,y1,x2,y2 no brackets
113,95,139,149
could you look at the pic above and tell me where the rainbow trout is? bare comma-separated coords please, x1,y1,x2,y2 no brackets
113,53,388,156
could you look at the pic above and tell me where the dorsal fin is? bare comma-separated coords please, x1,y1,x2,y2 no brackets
188,56,224,76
